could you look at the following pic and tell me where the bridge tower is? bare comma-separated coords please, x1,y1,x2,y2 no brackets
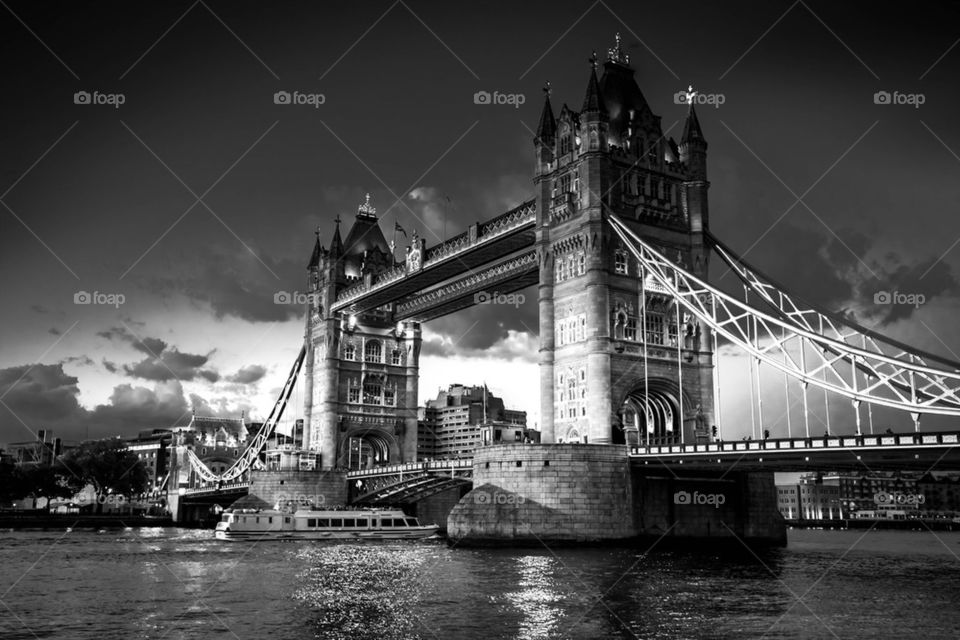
303,195,422,470
534,35,715,446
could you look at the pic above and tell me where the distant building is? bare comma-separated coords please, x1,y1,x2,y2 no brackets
417,384,527,459
776,474,842,520
917,472,960,514
823,471,921,514
124,429,174,494
3,430,70,466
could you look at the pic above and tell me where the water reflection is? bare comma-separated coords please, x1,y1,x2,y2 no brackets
503,554,565,639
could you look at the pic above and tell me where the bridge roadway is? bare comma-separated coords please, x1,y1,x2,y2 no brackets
345,432,960,481
330,200,536,321
632,431,960,472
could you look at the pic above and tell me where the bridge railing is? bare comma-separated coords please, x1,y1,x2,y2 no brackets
181,481,250,496
630,431,960,456
346,459,473,478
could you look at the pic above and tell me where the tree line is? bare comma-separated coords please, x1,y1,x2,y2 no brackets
1,438,151,512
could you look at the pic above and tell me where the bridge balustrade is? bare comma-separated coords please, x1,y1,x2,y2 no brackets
630,431,960,456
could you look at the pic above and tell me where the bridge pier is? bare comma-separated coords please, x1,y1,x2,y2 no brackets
447,443,785,546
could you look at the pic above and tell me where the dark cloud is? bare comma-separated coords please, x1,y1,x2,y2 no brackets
422,285,538,357
141,247,305,324
48,328,61,336
96,325,218,382
0,363,253,442
227,365,268,385
61,356,94,367
102,359,118,374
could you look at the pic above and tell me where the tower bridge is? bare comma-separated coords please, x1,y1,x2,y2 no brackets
171,34,960,545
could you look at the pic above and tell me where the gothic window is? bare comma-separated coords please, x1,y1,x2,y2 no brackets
625,317,638,341
567,256,575,279
559,173,572,195
556,259,564,283
559,126,572,155
646,313,665,345
576,251,585,276
615,250,628,274
614,312,626,340
391,349,402,366
348,380,360,403
364,340,382,363
344,344,356,361
577,315,586,341
363,375,383,405
573,168,580,196
384,386,395,406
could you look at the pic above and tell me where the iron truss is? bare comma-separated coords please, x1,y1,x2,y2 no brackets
608,214,960,420
185,345,306,483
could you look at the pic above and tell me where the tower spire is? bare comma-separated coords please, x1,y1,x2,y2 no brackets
607,32,629,65
681,86,705,143
536,81,557,143
581,52,607,116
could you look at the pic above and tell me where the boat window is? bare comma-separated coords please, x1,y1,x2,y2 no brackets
392,518,406,527
268,517,273,524
330,519,343,527
317,519,330,527
342,518,355,527
307,518,317,527
356,519,368,527
284,517,291,524
404,519,417,526
380,519,392,527
256,517,260,524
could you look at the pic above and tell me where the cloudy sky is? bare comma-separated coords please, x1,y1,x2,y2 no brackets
2,1,960,446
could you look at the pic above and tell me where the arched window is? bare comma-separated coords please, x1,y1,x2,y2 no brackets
364,340,382,363
391,349,402,365
343,344,356,361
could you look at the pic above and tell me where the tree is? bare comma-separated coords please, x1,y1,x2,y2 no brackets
19,464,75,507
0,460,26,505
60,438,149,513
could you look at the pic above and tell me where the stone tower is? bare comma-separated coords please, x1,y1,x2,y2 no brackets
534,35,715,446
303,195,422,469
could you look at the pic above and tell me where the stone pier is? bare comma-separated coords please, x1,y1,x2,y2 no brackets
447,443,785,546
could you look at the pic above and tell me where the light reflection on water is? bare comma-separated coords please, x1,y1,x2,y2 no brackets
0,528,959,639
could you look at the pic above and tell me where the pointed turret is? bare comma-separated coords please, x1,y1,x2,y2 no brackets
308,226,323,270
581,52,608,117
536,83,557,144
682,95,705,144
329,215,343,257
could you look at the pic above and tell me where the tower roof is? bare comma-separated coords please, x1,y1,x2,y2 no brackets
307,226,322,269
340,194,390,276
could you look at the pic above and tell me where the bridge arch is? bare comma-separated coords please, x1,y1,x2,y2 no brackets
617,379,688,446
339,428,400,470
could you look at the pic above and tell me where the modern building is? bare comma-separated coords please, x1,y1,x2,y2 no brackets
417,384,527,459
776,475,843,520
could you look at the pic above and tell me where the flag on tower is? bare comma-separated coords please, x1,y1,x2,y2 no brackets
395,220,408,238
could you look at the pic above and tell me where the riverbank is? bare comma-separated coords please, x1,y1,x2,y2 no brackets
0,513,173,530
786,518,960,531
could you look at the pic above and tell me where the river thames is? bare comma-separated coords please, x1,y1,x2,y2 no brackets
1,527,958,639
